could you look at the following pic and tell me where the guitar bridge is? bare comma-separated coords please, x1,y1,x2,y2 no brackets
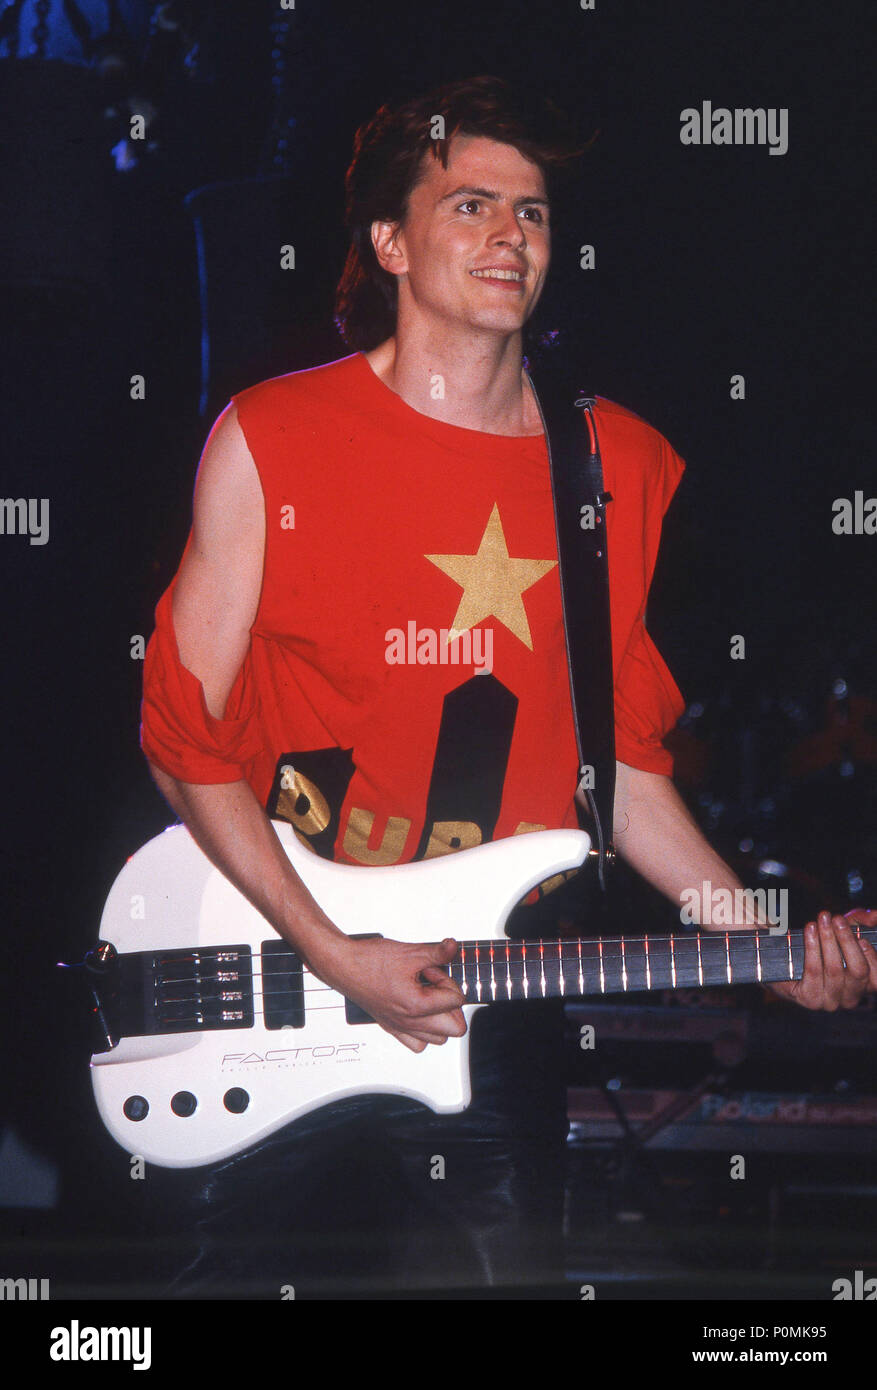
89,945,256,1041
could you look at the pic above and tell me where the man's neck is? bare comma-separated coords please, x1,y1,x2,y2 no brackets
364,329,544,437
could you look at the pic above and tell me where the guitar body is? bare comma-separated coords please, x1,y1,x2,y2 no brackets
91,822,591,1168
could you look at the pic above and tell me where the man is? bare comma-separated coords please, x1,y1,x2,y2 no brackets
141,77,877,1296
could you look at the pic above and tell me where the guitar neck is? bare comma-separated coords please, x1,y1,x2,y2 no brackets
446,927,877,1002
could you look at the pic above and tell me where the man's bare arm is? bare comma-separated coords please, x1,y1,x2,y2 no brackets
146,404,465,1052
610,760,877,1010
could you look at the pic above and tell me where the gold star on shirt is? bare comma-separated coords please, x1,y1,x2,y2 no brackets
425,503,556,651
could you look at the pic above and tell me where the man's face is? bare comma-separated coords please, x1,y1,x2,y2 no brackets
374,133,551,339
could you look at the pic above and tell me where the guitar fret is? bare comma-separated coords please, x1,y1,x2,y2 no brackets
441,923,864,1007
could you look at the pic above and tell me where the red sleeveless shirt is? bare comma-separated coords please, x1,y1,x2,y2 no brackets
141,353,685,866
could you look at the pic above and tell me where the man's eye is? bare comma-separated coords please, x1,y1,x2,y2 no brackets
520,206,545,223
458,200,480,214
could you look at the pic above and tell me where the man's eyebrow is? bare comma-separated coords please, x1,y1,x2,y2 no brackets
437,185,550,207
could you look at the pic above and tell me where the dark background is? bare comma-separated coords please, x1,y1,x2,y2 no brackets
1,0,875,1299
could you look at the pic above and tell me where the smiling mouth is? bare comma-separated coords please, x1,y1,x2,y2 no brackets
470,268,525,282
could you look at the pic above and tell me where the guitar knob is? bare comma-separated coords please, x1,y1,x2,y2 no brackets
170,1091,197,1117
223,1088,250,1113
123,1095,149,1122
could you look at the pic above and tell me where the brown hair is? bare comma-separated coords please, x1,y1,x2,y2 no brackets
334,75,587,350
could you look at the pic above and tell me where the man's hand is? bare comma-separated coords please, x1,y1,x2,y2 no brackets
611,765,877,1014
767,909,877,1010
309,934,468,1053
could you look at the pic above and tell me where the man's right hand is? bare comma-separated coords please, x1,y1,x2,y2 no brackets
309,933,468,1053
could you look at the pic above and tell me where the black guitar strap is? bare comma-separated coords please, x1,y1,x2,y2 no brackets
525,361,616,892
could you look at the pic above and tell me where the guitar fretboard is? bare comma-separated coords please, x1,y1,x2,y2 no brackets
445,927,877,1001
96,926,877,1046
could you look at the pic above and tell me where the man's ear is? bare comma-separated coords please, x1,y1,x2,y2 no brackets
371,219,407,279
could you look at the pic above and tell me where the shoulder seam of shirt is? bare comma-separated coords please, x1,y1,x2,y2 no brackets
595,395,684,462
231,353,361,404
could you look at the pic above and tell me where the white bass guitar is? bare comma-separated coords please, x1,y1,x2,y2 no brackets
85,822,847,1168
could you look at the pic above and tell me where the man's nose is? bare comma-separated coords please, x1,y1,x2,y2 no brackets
488,206,525,247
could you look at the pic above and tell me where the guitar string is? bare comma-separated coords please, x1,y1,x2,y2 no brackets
143,926,854,990
135,929,868,1016
152,936,809,987
143,925,842,979
143,927,870,978
129,936,871,1025
147,936,812,996
126,953,818,1029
